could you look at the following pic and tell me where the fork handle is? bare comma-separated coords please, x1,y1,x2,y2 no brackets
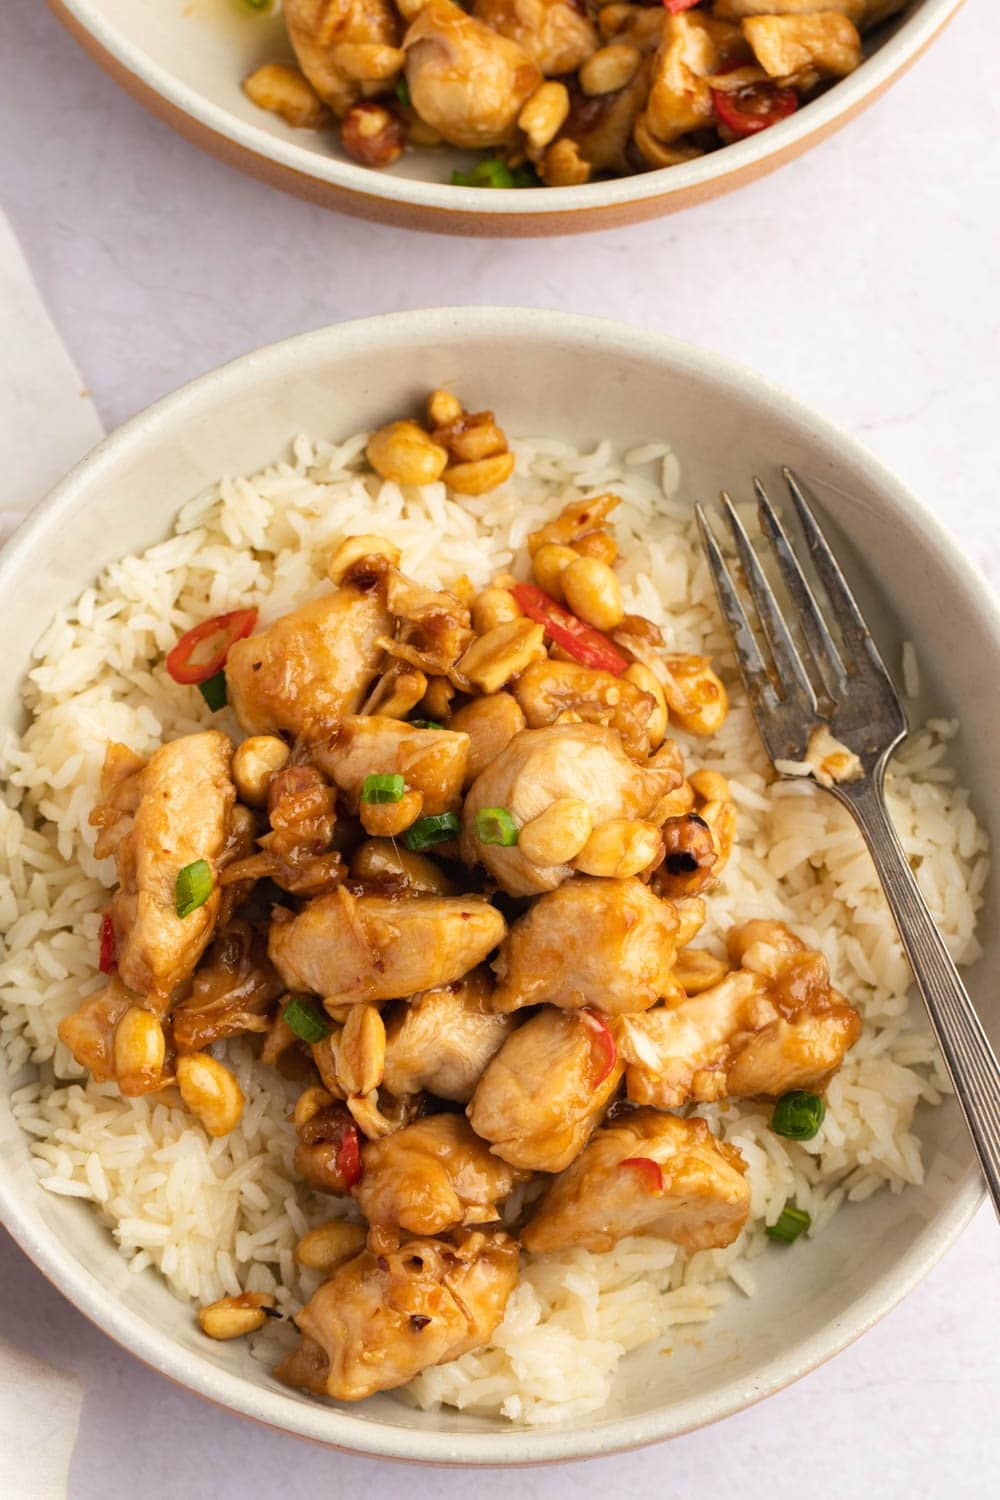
840,776,1000,1220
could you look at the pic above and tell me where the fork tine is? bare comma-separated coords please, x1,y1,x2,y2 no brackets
782,468,877,657
719,493,818,712
695,504,779,707
753,476,848,696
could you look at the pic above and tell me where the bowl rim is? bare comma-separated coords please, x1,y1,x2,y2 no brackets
48,0,966,223
0,307,990,1464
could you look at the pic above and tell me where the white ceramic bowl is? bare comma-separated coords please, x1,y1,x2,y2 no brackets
1,309,995,1463
48,0,965,236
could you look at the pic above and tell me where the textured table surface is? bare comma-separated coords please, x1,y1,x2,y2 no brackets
1,0,998,1495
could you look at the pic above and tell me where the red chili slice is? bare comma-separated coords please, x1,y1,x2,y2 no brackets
510,583,629,677
166,608,258,686
712,82,798,140
337,1124,363,1189
663,0,702,11
580,1009,617,1087
622,1156,664,1193
98,911,116,974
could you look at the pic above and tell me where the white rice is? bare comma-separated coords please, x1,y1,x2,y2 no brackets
0,425,988,1424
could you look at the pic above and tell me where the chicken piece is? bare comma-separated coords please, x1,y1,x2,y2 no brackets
714,1,904,31
172,920,284,1052
448,692,525,787
468,1006,623,1172
462,724,680,897
379,567,474,679
354,1114,526,1247
403,0,542,150
283,0,401,118
742,13,862,81
225,581,392,741
58,976,134,1082
491,877,679,1015
268,887,506,1007
295,1098,365,1193
513,659,655,759
350,838,456,896
621,921,861,1106
383,968,512,1102
222,764,343,896
89,732,235,1008
276,1228,519,1401
313,715,468,815
472,0,598,76
521,1109,750,1255
558,64,651,177
641,12,747,145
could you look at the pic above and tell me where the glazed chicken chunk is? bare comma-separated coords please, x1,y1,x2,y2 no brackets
472,0,598,77
382,968,512,1103
283,0,402,118
491,876,679,1015
268,887,506,1006
314,715,468,814
462,724,681,897
468,1006,623,1172
89,731,235,1006
277,1229,520,1400
521,1110,750,1255
225,580,391,741
354,1114,527,1247
621,920,861,1107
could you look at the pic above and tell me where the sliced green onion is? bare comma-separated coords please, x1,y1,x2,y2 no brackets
361,773,405,805
770,1090,826,1141
283,996,331,1044
395,77,411,108
451,157,530,190
240,0,274,12
175,859,213,918
404,812,461,851
198,670,228,712
766,1204,811,1244
409,719,444,731
475,806,518,847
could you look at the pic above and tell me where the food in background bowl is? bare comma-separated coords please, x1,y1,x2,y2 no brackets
1,381,986,1424
241,0,908,186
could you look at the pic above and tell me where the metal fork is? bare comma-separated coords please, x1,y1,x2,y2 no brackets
697,470,1000,1220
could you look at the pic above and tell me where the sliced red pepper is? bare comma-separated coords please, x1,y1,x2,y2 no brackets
98,911,116,974
510,583,629,677
622,1156,664,1193
580,1009,617,1087
664,0,703,11
166,608,258,686
712,82,798,140
337,1124,363,1189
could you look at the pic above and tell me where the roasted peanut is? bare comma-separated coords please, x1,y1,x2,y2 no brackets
232,735,290,807
700,797,737,877
347,1088,403,1140
532,542,579,600
328,532,401,584
338,1004,386,1096
363,664,428,719
624,662,668,749
199,1292,276,1341
427,389,463,427
113,1007,165,1097
472,587,523,635
420,675,455,720
632,114,704,170
331,42,406,81
528,494,620,556
673,895,707,948
456,619,546,695
177,1053,245,1137
311,1034,347,1099
294,1085,336,1131
518,80,570,152
518,798,593,866
242,64,328,129
673,948,729,994
579,43,641,96
573,819,663,879
295,1219,367,1272
572,529,618,566
350,838,456,894
688,768,731,805
437,413,508,464
366,420,448,486
340,102,406,168
541,137,592,186
360,786,424,837
661,654,729,735
561,555,624,632
443,452,516,496
449,692,526,785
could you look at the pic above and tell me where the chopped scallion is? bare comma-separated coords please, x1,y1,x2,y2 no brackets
770,1090,826,1141
395,77,411,108
198,670,228,711
766,1204,811,1244
283,996,331,1044
409,719,445,731
361,773,406,805
175,859,213,919
451,157,536,190
404,812,461,851
475,806,518,847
